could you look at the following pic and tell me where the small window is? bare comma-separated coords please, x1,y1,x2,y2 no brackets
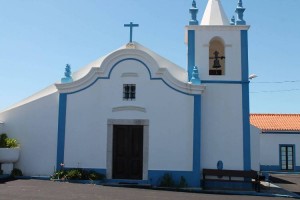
123,84,136,100
280,145,294,170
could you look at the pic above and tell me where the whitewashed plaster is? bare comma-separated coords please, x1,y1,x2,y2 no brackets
260,134,300,167
201,84,244,170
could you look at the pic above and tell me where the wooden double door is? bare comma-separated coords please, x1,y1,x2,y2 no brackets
112,125,143,180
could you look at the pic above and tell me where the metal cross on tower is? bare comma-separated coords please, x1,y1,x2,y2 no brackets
124,22,139,43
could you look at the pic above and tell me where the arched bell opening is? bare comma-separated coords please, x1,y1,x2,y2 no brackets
209,37,225,76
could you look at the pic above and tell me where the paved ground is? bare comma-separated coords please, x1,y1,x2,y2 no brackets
269,173,300,195
0,179,294,200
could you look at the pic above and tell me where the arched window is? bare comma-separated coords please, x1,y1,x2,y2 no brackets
209,37,225,75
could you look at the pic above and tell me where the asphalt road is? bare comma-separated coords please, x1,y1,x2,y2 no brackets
0,179,290,200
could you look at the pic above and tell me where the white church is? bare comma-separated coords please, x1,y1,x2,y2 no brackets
1,0,298,187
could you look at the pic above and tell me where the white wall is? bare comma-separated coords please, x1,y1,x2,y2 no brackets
0,93,59,176
260,134,300,167
0,122,4,133
64,59,195,171
201,84,244,170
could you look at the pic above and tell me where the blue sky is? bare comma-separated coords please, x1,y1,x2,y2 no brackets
0,0,299,113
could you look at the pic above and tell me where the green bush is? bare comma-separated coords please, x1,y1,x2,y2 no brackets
178,176,188,188
5,138,19,148
159,173,176,187
65,169,82,180
51,170,67,179
11,168,23,177
159,174,189,188
51,168,105,181
0,133,19,148
88,171,105,180
0,133,8,148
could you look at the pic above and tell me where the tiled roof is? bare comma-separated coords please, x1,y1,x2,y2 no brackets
250,114,300,132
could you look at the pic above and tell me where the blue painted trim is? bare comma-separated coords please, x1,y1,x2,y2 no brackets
106,179,149,185
235,0,246,25
241,31,249,82
204,180,253,190
189,0,199,25
242,83,251,170
188,30,195,82
192,95,201,187
107,58,152,79
279,144,296,171
64,58,198,97
201,80,249,84
190,66,201,85
241,30,251,170
56,94,67,170
260,165,300,172
148,170,197,187
67,180,104,185
0,174,11,179
260,165,281,171
62,167,106,175
5,176,51,180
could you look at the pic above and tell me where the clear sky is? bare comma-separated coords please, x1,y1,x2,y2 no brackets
0,0,299,113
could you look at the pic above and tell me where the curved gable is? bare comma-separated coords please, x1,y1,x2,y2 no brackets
56,47,205,95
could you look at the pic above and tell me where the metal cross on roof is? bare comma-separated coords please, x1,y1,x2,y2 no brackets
124,22,139,43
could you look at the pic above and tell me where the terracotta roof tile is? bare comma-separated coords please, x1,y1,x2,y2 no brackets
250,114,300,132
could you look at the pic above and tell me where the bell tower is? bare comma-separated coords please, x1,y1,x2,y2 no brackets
186,0,249,82
186,0,252,171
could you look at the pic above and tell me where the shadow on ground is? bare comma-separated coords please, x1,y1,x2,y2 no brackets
269,176,295,184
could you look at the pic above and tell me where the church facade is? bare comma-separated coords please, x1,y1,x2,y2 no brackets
0,0,260,187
